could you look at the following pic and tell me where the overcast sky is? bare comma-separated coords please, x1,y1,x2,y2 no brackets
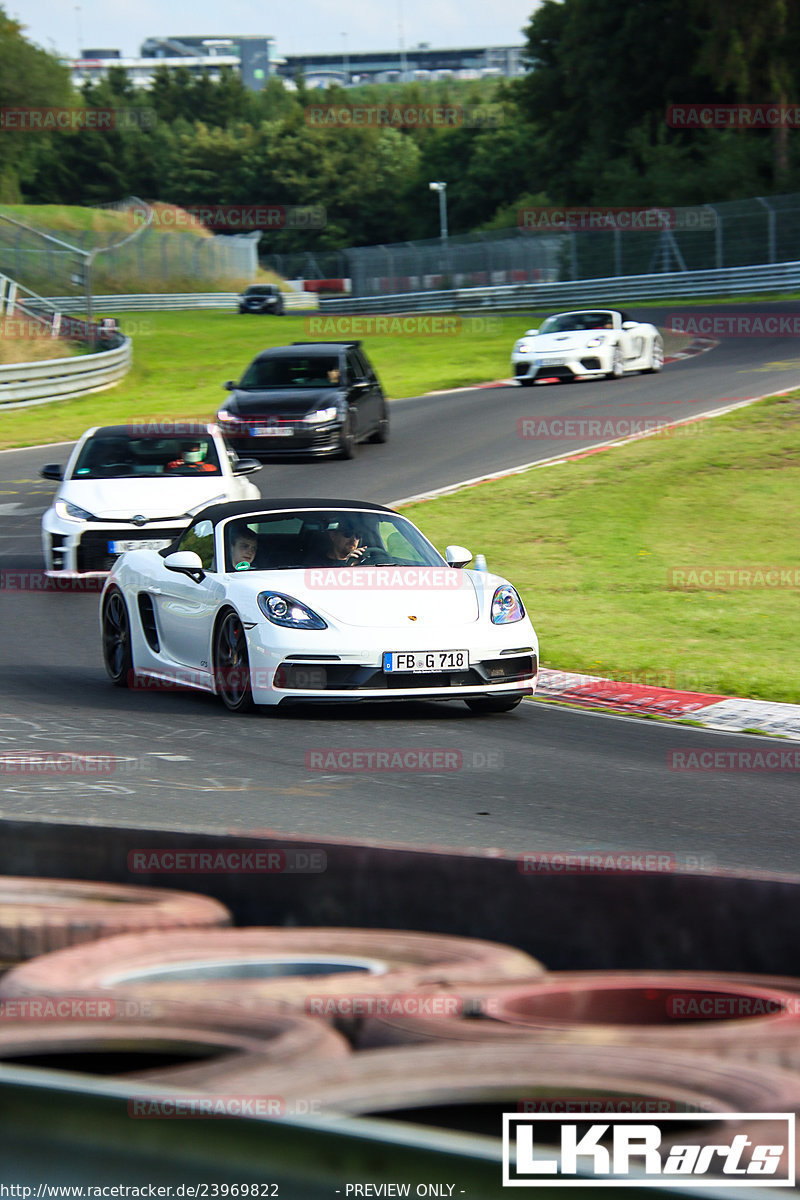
11,0,538,60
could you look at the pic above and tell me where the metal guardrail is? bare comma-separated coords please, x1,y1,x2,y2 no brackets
0,337,132,406
38,291,320,312
318,259,800,314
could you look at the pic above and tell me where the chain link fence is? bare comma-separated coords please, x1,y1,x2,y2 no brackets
279,193,800,298
0,198,258,301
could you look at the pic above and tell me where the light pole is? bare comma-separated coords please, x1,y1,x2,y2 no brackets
429,181,448,241
341,33,349,86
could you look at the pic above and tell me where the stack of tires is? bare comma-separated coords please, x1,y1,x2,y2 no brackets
1,876,798,1178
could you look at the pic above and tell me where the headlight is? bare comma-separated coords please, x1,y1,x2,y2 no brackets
305,407,339,425
258,591,327,630
515,339,535,354
217,409,238,423
585,335,607,347
491,585,525,624
54,499,96,522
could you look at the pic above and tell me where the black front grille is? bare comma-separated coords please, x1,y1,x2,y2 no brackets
274,658,537,693
77,528,185,572
580,357,602,370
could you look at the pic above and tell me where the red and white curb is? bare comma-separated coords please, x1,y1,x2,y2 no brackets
536,668,800,740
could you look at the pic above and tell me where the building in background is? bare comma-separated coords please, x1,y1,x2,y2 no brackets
68,37,522,91
70,36,277,91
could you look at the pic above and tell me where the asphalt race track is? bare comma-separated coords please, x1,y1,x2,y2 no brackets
2,302,799,874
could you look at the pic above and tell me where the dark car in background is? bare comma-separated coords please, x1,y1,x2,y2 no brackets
216,341,390,459
238,285,285,315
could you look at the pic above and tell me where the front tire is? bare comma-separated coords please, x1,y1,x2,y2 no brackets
102,589,133,687
369,402,390,444
465,695,524,714
604,346,623,380
643,336,664,373
339,413,357,459
214,610,255,713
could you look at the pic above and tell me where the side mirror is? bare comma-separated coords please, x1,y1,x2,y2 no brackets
40,464,63,481
524,328,539,337
621,321,637,330
164,551,205,582
446,545,472,569
224,380,237,391
232,458,262,476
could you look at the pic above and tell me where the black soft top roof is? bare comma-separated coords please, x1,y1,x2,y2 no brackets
194,498,396,526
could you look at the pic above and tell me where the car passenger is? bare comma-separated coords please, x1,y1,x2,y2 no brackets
230,529,258,570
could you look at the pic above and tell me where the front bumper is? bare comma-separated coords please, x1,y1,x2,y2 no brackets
512,352,609,381
42,519,187,574
245,631,538,706
221,421,344,458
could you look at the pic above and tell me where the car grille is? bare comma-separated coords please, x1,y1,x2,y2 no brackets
76,527,185,572
580,357,602,370
274,655,537,692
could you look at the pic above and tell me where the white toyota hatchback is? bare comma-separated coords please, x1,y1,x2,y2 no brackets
41,423,261,576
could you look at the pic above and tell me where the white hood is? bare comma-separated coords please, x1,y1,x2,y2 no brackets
525,331,607,353
60,478,227,521
244,566,482,628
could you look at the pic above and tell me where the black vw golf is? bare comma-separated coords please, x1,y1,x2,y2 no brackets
216,342,390,459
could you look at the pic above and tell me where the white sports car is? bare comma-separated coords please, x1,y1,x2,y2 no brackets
511,309,664,385
99,499,539,714
41,423,261,576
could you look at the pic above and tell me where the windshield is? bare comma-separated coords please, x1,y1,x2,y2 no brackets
222,511,446,572
238,355,341,390
71,435,222,479
539,312,616,334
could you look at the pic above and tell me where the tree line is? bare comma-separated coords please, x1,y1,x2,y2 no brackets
2,0,800,253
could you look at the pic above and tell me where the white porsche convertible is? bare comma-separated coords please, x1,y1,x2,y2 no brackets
511,309,664,385
100,499,539,714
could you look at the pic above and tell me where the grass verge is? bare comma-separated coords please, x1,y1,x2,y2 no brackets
0,310,689,450
402,391,800,705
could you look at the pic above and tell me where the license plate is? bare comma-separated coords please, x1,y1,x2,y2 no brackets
540,357,562,366
109,539,172,553
251,426,293,437
383,650,469,673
